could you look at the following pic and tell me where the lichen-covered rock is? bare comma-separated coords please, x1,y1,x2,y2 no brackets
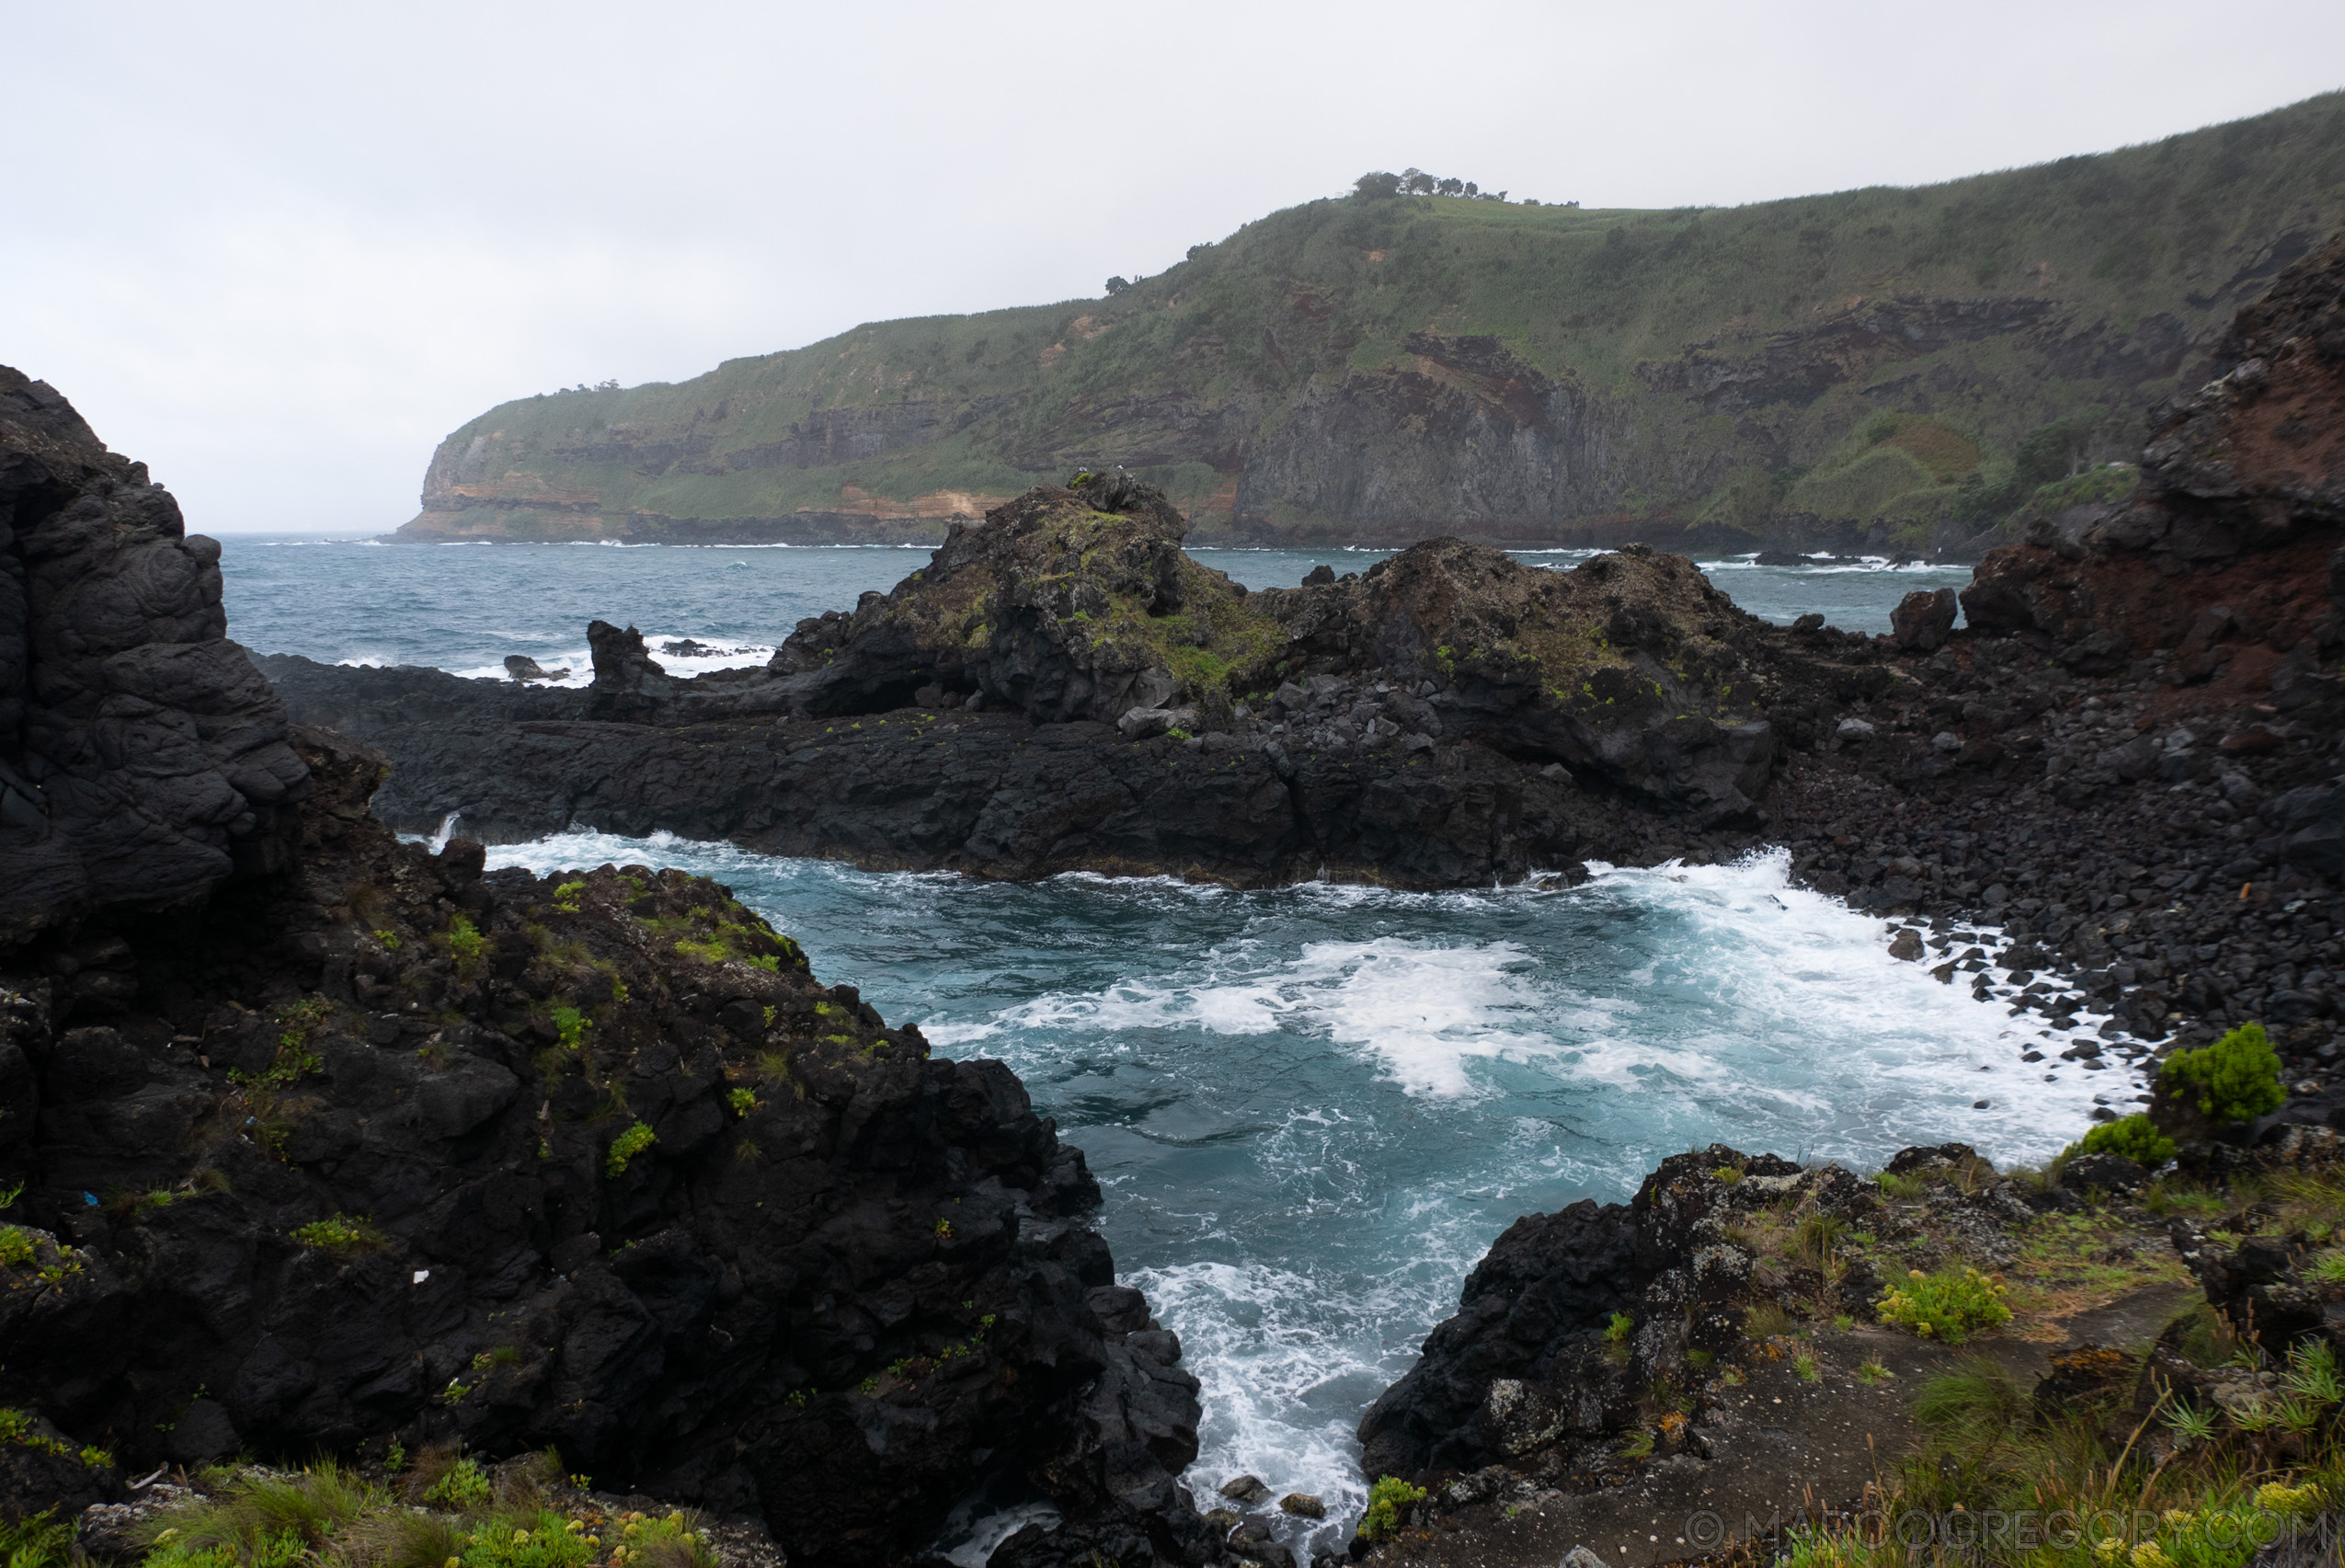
1354,1146,1886,1479
773,474,1247,724
1251,539,1782,819
0,367,310,942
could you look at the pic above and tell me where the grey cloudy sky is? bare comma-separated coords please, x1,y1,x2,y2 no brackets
6,1,2341,533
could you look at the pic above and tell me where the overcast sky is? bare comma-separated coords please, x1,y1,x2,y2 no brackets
6,2,2341,533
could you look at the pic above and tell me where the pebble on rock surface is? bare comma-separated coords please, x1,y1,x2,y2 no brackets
1278,1493,1326,1519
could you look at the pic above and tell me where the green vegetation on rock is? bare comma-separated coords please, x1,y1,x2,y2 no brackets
1357,1476,1428,1542
2062,1112,2179,1169
605,1122,657,1178
2162,1022,2287,1126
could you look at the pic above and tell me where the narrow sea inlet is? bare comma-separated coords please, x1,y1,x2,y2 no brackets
475,832,2143,1554
223,536,2129,1553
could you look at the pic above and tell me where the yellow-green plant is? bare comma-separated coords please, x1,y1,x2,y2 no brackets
1876,1265,2010,1342
1357,1476,1427,1541
606,1122,657,1177
291,1214,384,1257
424,1458,491,1509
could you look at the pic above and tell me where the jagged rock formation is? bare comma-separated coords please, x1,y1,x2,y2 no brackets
1354,1150,1889,1482
1962,230,2345,671
0,369,309,944
0,377,1218,1568
265,476,1903,886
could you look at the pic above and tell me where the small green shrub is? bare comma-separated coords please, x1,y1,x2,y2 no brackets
1794,1353,1821,1381
552,881,587,912
440,915,488,966
1604,1310,1633,1344
606,1122,657,1177
2160,1022,2285,1125
291,1214,384,1257
1711,1164,1744,1185
1745,1301,1794,1339
2061,1112,2178,1169
0,1226,33,1267
1357,1476,1428,1541
424,1458,491,1509
2306,1249,2345,1287
727,1088,757,1116
1877,1265,2011,1343
550,1006,589,1051
2078,1113,2180,1166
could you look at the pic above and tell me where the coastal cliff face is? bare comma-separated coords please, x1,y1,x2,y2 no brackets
0,369,310,944
0,379,1220,1568
395,94,2345,557
1962,229,2345,673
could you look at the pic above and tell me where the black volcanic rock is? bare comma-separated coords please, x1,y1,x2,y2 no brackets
1355,1148,1888,1480
0,381,1216,1567
259,480,1899,885
0,367,309,942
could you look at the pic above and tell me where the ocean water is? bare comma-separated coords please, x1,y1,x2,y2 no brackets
463,837,2136,1562
219,535,2082,1558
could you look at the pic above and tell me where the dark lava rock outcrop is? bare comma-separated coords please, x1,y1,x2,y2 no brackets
0,375,1218,1568
0,368,309,943
1961,230,2345,674
263,476,1893,887
1355,1149,1888,1482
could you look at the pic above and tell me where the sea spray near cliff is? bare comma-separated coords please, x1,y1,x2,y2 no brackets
468,829,2148,1553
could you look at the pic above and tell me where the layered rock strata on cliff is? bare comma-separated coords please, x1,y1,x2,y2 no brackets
1733,230,2345,1076
1962,230,2345,671
0,381,1215,1568
266,473,1897,887
0,368,310,943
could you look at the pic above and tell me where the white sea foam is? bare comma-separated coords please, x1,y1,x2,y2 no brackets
443,635,778,688
470,827,2151,1548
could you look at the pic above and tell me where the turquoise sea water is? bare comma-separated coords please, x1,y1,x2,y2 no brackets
218,536,2100,1558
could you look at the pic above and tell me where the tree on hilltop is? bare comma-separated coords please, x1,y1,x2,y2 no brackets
1104,276,1131,296
1353,171,1401,199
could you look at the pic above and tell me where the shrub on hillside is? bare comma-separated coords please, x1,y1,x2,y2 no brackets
2060,1113,2177,1170
2160,1023,2286,1127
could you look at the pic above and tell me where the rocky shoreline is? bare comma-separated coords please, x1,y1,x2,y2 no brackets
0,369,1217,1568
257,239,2345,1100
5,228,2343,1568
